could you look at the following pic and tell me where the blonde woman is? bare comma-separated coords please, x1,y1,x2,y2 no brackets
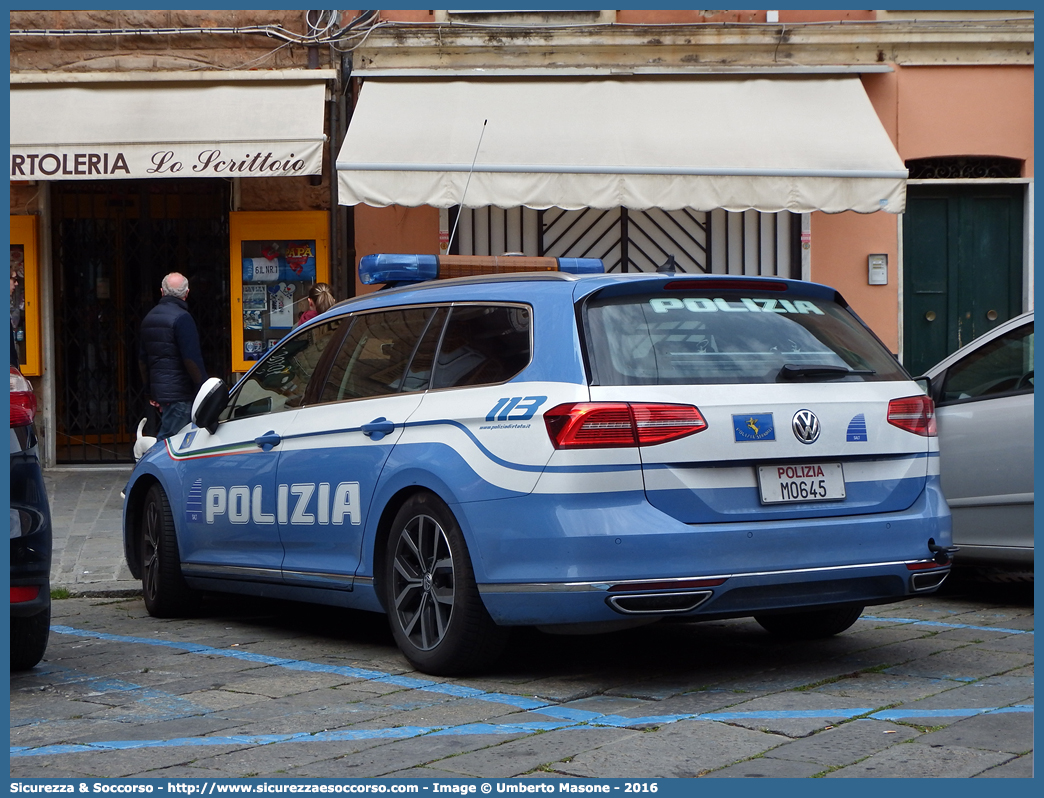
296,282,335,326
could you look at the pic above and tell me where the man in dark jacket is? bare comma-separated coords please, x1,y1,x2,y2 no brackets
138,272,207,440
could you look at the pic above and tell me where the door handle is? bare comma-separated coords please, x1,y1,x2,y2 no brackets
361,417,395,441
254,430,282,452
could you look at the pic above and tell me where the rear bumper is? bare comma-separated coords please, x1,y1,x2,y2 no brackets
10,577,51,618
10,443,53,620
467,477,951,626
479,559,949,626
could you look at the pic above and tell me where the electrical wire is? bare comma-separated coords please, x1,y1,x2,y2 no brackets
10,9,385,52
207,40,294,72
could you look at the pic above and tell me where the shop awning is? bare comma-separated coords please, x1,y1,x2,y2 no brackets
336,77,907,213
10,80,328,180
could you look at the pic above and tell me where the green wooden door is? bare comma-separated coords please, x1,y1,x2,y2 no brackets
903,185,1024,376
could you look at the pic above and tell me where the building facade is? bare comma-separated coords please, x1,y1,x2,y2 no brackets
8,9,1034,466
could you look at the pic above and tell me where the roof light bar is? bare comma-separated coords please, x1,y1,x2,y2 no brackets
358,254,439,285
359,253,604,285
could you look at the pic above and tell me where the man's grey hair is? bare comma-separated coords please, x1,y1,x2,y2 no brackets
161,272,189,299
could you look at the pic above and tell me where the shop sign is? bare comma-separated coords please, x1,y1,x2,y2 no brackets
9,144,322,180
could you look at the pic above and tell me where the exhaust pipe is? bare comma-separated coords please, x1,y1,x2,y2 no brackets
607,590,714,615
911,570,949,592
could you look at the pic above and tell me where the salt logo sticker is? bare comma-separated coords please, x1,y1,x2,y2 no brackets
846,413,868,442
185,479,204,523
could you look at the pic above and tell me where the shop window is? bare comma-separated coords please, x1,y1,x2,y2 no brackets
229,211,330,373
9,215,41,376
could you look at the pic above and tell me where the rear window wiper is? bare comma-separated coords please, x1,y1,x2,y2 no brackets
778,363,876,381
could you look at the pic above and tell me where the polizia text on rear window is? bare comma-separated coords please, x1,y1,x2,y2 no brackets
584,291,908,386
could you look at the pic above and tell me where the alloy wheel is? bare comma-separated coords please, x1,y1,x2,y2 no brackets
141,498,160,602
390,514,455,651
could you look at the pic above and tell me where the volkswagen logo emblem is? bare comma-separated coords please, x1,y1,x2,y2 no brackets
792,409,821,444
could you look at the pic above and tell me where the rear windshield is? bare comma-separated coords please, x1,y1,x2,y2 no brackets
584,290,907,385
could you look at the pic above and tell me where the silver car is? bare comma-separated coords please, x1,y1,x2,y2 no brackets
922,311,1034,569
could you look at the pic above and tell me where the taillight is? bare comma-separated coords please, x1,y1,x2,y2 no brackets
887,395,936,437
544,402,707,449
906,560,944,571
10,366,36,427
10,586,40,603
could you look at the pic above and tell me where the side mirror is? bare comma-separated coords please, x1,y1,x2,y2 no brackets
192,377,230,435
913,375,931,396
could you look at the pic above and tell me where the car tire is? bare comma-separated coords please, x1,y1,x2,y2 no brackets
754,604,864,639
141,483,197,618
384,492,507,675
10,603,50,671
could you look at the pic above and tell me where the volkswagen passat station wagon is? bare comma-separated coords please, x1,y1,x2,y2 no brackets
123,254,953,675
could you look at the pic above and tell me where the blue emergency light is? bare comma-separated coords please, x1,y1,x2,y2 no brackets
555,259,606,275
359,254,604,286
358,254,439,285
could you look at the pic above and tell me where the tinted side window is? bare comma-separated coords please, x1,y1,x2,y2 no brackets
225,319,345,420
401,306,448,392
432,305,532,390
939,322,1034,404
321,307,437,402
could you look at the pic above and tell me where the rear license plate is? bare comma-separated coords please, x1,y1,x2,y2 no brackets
758,463,845,504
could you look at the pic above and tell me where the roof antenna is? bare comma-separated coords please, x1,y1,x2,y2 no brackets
447,118,488,255
657,254,679,273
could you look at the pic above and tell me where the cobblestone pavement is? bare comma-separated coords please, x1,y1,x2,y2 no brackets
17,467,1033,779
10,579,1033,779
44,467,139,595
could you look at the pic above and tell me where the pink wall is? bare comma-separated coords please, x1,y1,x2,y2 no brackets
862,72,900,149
810,211,900,352
779,10,875,22
615,10,763,24
353,205,440,295
378,10,435,23
895,65,1034,175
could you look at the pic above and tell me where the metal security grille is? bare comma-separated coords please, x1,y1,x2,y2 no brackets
452,206,799,277
52,180,231,463
906,156,1023,180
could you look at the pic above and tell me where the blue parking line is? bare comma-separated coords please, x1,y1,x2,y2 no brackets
691,709,873,721
11,705,1035,758
12,727,433,758
12,662,213,724
49,624,549,710
15,623,1030,759
870,706,1033,721
860,616,1033,635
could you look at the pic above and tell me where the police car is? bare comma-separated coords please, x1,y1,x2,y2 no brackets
123,254,953,675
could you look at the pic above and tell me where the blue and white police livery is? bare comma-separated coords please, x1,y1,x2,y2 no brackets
124,255,953,675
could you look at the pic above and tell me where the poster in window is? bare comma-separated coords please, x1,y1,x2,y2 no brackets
267,282,296,329
242,284,266,310
10,244,25,365
239,239,317,360
243,310,263,331
229,211,329,374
